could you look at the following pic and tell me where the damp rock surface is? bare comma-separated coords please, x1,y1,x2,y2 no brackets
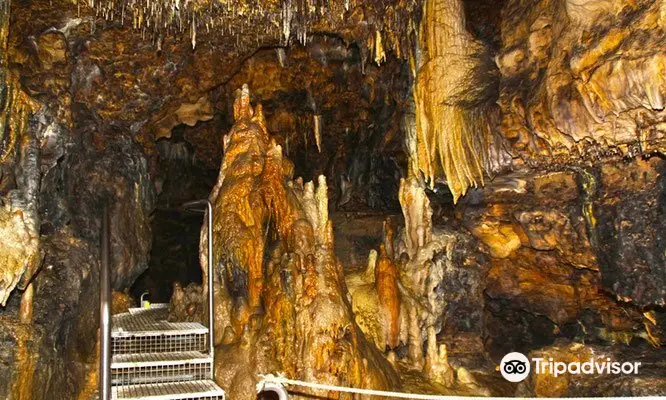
0,0,665,396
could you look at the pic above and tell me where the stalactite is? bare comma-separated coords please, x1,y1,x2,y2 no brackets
313,114,322,152
413,0,495,202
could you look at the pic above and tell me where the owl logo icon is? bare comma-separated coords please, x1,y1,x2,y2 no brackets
500,352,531,382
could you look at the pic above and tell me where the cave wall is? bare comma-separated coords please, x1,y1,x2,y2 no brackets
0,0,422,397
0,0,664,395
497,0,666,162
0,1,156,398
491,0,666,308
174,41,411,212
401,0,666,384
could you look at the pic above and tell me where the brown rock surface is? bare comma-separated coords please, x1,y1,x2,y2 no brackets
497,0,666,163
202,86,401,399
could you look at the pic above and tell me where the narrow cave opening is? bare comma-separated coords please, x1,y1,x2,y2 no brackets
130,125,218,302
2,0,666,397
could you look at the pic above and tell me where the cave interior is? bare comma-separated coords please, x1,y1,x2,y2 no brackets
0,0,665,398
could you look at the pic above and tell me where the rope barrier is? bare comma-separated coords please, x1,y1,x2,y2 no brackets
256,374,658,400
257,373,473,400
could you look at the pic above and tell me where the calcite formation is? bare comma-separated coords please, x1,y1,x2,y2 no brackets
1,0,665,396
397,176,432,257
346,248,408,351
497,0,666,162
0,5,41,306
0,205,40,306
200,85,400,400
375,244,401,349
347,172,488,392
463,168,662,354
412,0,500,202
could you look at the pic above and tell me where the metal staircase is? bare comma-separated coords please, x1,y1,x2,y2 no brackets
100,200,224,400
109,304,225,400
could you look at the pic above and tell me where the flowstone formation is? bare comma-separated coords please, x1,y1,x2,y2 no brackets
497,0,666,162
492,0,666,309
195,85,400,400
0,2,41,307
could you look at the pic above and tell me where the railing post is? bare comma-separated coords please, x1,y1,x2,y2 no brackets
206,199,214,379
99,206,111,400
258,382,289,400
181,199,215,379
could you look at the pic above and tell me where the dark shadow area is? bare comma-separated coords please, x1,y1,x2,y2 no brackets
130,127,218,302
131,209,205,302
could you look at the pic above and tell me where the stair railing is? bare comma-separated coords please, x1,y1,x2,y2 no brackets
99,206,111,400
181,199,215,379
98,199,216,400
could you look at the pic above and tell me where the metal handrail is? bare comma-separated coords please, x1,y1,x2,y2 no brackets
181,199,215,378
98,199,216,399
99,206,111,400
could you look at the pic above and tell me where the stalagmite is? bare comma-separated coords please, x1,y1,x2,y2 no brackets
375,244,400,349
424,326,454,386
201,85,400,400
398,176,432,258
407,304,424,368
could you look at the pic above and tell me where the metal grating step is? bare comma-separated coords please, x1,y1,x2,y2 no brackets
111,380,225,400
112,332,207,355
111,351,213,386
113,306,208,337
112,304,209,354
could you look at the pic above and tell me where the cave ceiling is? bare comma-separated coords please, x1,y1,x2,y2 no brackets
7,0,420,171
1,0,666,398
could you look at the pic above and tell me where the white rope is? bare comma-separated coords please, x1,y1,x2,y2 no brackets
257,373,470,400
256,374,659,400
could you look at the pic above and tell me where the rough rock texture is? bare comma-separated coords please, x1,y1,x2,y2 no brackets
458,166,661,357
497,0,666,163
132,136,215,302
198,86,400,400
6,0,421,173
218,42,408,211
2,0,666,396
592,158,666,306
345,175,489,393
0,0,157,397
0,5,41,306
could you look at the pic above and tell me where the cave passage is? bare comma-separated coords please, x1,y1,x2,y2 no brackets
0,0,665,398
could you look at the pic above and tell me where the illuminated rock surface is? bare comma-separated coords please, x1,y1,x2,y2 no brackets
0,0,665,396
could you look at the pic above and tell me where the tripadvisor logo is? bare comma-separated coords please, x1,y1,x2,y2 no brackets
500,352,641,383
500,352,530,382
